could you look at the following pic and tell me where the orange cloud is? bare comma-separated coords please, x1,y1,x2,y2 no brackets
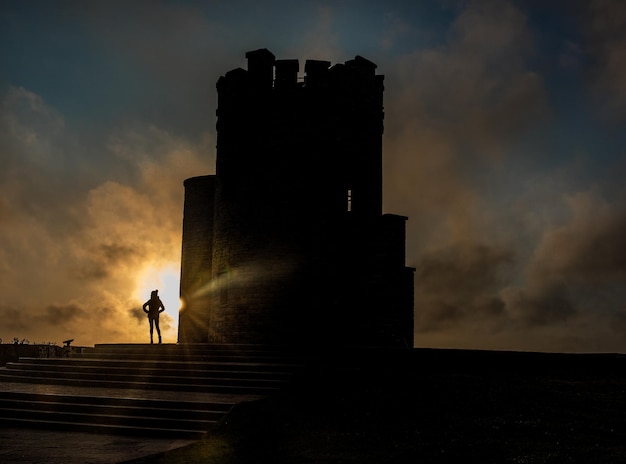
0,89,213,345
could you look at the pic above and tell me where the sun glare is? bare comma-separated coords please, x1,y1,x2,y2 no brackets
134,264,181,339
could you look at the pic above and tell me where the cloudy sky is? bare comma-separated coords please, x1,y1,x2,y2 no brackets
1,0,625,351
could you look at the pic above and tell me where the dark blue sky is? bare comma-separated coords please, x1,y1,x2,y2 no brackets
1,0,625,351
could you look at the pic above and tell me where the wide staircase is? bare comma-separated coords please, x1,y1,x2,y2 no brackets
0,343,304,438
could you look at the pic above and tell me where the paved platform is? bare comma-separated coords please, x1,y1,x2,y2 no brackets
0,427,196,464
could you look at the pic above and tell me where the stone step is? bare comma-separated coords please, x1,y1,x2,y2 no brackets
0,416,207,438
0,390,233,410
0,391,234,438
74,351,301,364
90,343,302,356
0,402,214,430
93,343,294,354
80,343,307,365
0,391,232,417
8,359,293,380
1,365,286,388
14,356,299,373
0,369,281,394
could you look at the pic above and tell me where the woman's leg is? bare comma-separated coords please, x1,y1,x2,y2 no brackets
154,318,162,343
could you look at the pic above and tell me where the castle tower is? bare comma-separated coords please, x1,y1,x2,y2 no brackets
179,49,414,347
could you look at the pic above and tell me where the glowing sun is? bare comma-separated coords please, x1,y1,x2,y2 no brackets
134,264,181,336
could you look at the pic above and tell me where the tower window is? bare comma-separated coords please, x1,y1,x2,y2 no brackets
347,188,352,212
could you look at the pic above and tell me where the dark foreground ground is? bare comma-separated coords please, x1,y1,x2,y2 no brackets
125,348,626,464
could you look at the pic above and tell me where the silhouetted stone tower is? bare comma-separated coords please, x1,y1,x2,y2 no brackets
179,49,414,347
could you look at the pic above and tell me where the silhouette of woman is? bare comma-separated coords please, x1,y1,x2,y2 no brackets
143,289,165,344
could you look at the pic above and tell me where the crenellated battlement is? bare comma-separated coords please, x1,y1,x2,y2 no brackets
218,48,382,92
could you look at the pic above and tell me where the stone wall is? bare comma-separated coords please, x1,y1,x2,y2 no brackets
178,175,215,343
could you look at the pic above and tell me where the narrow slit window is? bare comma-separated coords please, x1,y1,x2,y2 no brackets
347,188,352,212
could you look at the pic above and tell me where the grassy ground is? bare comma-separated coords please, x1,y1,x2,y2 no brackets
125,350,626,463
